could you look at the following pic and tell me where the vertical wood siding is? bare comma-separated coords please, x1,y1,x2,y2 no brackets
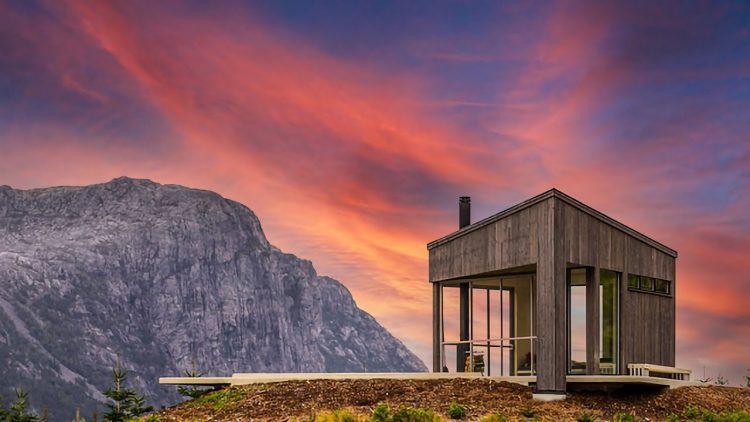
557,201,676,372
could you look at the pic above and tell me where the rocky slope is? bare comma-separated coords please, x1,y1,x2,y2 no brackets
0,177,425,420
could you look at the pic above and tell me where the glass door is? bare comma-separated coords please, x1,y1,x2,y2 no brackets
568,268,587,374
500,275,535,376
599,270,619,374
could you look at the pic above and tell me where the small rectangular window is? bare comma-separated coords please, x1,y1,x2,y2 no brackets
640,277,654,291
655,279,670,294
628,274,639,288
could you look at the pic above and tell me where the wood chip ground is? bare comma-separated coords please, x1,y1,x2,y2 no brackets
152,378,750,421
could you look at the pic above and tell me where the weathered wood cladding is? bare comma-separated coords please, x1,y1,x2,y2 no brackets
535,198,567,392
428,201,542,282
557,200,674,280
620,285,675,372
427,190,676,392
555,200,676,372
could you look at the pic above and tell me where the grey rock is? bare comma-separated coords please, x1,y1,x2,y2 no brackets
0,177,426,420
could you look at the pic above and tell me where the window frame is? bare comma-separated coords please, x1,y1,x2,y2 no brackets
627,274,673,297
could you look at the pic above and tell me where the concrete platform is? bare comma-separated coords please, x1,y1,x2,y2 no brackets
159,372,699,390
160,372,486,386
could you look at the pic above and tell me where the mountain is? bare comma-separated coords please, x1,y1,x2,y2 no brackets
0,177,426,420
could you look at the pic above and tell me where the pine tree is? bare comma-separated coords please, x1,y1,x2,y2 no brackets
0,395,7,421
176,355,209,399
1,389,40,422
102,363,153,422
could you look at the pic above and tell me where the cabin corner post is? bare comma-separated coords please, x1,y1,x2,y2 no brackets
457,283,470,372
619,270,630,375
586,267,601,375
534,198,567,396
432,281,442,372
670,259,677,367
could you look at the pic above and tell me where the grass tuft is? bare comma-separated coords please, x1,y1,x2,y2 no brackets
186,387,244,410
315,409,361,422
576,413,594,422
613,413,635,422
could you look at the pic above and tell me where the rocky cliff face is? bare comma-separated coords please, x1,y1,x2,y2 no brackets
0,177,425,420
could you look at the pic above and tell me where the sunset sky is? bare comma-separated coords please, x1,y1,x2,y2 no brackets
1,1,749,383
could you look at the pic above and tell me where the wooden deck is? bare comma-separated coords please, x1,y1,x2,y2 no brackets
159,372,700,390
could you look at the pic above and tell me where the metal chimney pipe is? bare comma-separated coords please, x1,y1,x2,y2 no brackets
459,196,471,229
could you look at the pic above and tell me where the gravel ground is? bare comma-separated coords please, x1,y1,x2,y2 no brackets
151,378,750,421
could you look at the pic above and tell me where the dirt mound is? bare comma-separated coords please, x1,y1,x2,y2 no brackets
152,378,750,421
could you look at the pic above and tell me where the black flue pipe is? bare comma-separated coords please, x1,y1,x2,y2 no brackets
457,196,471,372
459,196,471,229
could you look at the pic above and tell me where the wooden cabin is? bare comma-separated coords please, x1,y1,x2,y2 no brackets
427,189,677,399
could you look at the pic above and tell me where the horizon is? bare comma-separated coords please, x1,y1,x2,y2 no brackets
1,1,749,386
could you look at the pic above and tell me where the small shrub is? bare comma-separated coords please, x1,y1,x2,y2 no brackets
613,413,635,422
478,414,507,422
143,416,163,422
577,413,594,422
391,405,440,422
176,358,210,399
680,408,750,422
677,406,750,422
520,406,536,418
447,401,466,420
720,410,750,421
665,414,680,422
371,402,391,422
315,409,359,422
683,405,702,420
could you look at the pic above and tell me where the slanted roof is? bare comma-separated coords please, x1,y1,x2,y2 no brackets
427,189,677,258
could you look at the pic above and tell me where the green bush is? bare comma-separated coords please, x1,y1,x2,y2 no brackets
447,401,465,420
576,413,594,422
683,405,703,420
371,403,391,422
678,406,750,422
520,406,536,418
315,409,359,422
391,406,440,422
613,413,635,422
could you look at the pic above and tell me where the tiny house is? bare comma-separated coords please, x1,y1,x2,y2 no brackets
427,190,677,399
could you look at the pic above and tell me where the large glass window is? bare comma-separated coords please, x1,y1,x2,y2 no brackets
600,270,619,374
568,268,587,374
438,276,535,376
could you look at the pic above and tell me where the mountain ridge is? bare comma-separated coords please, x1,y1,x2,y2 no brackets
0,176,426,420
